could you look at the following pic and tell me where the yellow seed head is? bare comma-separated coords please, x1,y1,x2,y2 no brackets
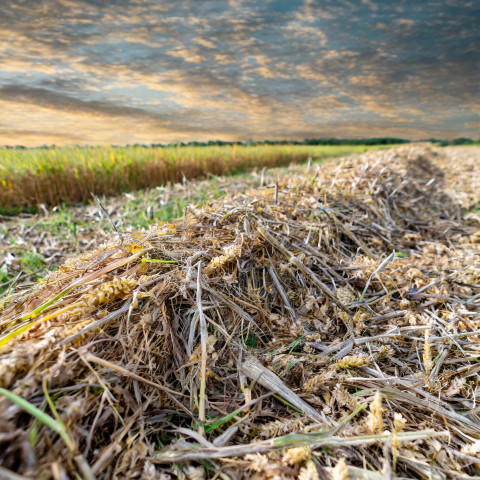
365,391,384,434
282,445,311,465
336,355,371,370
393,412,407,433
331,458,348,480
423,329,433,375
298,460,320,480
83,277,137,308
204,244,241,275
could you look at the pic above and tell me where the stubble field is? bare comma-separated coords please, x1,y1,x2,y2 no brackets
0,145,479,479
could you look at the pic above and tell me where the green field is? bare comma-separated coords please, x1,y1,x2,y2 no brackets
0,144,389,212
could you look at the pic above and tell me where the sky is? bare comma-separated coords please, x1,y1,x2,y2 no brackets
0,0,479,146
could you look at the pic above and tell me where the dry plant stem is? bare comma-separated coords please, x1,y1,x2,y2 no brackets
213,425,239,447
153,429,449,462
0,466,29,480
240,355,327,424
175,427,215,448
196,262,208,435
92,193,124,244
360,250,396,300
82,353,193,417
24,248,144,321
268,266,297,320
84,390,107,456
0,249,149,349
257,225,354,330
195,283,262,331
74,455,95,480
327,209,377,259
59,301,132,346
91,395,154,476
362,388,480,436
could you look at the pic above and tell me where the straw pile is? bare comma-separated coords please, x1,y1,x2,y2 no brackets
0,146,479,479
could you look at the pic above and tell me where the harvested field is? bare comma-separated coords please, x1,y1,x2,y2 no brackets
0,145,479,479
0,145,403,291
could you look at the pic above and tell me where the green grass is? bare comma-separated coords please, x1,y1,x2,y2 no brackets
0,144,386,210
0,387,73,452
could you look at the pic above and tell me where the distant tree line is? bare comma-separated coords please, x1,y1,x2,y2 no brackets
144,137,412,148
427,137,479,146
2,137,479,150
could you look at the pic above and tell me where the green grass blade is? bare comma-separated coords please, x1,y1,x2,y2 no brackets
141,258,178,264
273,394,303,414
0,387,73,452
0,322,38,349
43,378,66,429
204,407,244,433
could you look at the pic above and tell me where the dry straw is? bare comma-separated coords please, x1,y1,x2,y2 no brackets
0,146,479,479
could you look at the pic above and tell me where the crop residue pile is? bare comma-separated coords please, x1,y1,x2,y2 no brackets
0,146,479,479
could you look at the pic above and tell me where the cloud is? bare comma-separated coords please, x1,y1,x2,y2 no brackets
169,48,206,64
0,0,478,146
0,85,168,121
